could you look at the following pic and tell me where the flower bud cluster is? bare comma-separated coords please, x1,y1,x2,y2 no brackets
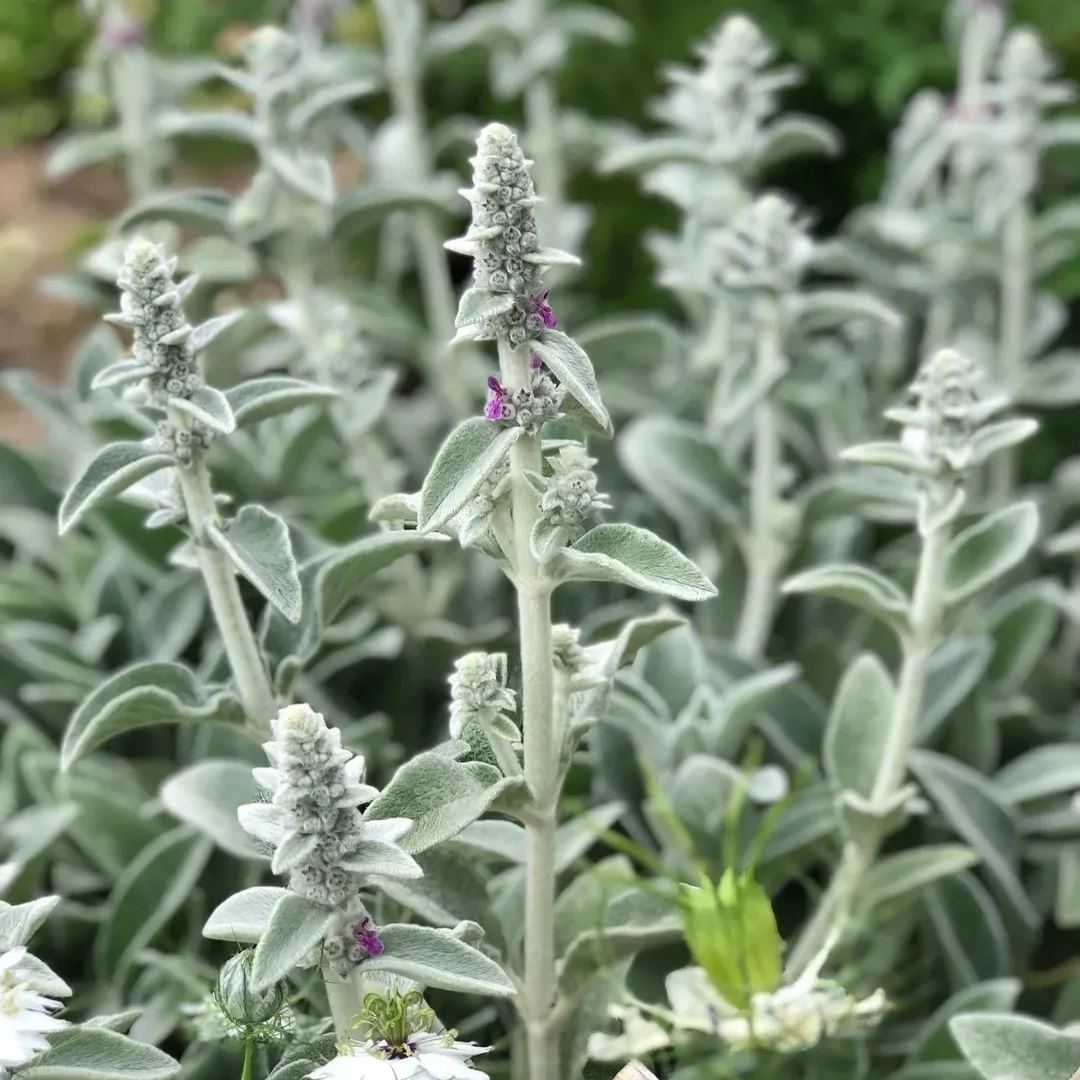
240,704,416,910
448,653,516,739
448,124,547,344
715,193,814,293
322,915,386,978
891,348,1000,474
551,624,588,676
656,14,796,160
538,445,611,533
151,419,211,467
484,359,564,431
112,239,204,403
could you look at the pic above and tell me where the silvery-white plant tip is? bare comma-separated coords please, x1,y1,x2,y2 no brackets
614,1064,660,1080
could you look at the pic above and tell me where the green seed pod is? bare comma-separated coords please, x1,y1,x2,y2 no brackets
215,950,286,1026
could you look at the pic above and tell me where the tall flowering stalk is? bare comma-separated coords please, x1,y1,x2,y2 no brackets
784,347,1038,972
423,122,714,1080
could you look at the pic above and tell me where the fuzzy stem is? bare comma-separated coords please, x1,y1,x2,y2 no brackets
991,200,1031,498
170,430,276,731
374,0,470,415
112,46,158,198
734,294,785,660
787,490,951,974
324,968,359,1041
498,336,559,1080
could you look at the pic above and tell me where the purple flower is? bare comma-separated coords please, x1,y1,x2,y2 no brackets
98,10,144,54
530,352,542,371
485,376,507,421
353,917,385,958
534,291,558,330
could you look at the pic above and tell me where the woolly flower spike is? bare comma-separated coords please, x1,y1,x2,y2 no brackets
0,947,68,1076
890,348,1004,474
715,193,814,293
448,123,578,346
448,653,517,740
108,239,201,402
239,704,419,910
310,991,491,1080
538,445,611,532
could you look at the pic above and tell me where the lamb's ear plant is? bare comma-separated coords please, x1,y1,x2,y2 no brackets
784,346,1039,972
378,121,716,1080
57,238,331,734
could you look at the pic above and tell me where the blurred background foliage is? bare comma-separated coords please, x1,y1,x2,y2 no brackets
4,0,1080,312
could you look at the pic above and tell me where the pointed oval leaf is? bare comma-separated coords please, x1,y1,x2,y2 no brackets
782,562,911,632
59,442,173,534
360,923,514,997
160,761,264,859
251,892,336,991
824,653,894,800
419,418,523,533
949,1013,1080,1080
557,524,716,601
454,287,516,328
208,505,302,622
530,330,612,435
945,503,1039,606
189,311,245,353
170,385,236,434
61,662,243,771
225,376,339,427
860,844,980,913
204,887,289,943
16,1027,180,1080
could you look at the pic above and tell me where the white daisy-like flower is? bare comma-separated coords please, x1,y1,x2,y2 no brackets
309,1032,491,1080
0,948,68,1077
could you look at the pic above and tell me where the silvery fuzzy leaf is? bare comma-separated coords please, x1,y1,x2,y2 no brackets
208,504,302,623
0,805,78,897
270,830,321,875
95,827,213,979
554,523,716,601
524,247,582,268
369,492,420,526
553,5,631,45
601,135,709,174
334,183,459,237
419,418,523,533
160,761,264,860
911,750,1038,931
170,385,236,434
289,77,381,133
794,288,902,334
944,503,1040,607
91,361,155,391
59,442,175,534
265,149,335,205
0,896,60,951
618,415,744,530
225,376,339,428
1019,352,1080,406
156,109,258,143
178,236,259,284
782,562,911,633
340,839,423,879
950,1013,1080,1080
454,287,516,328
117,187,232,235
919,636,994,739
530,330,611,435
60,662,244,771
709,662,801,760
994,745,1080,806
14,1027,180,1079
968,420,1039,466
189,310,245,354
364,750,522,854
424,3,515,59
378,847,492,928
858,844,980,916
360,923,514,997
758,113,842,169
825,653,894,801
203,886,289,943
47,127,125,179
841,440,928,473
907,979,1021,1064
251,892,336,991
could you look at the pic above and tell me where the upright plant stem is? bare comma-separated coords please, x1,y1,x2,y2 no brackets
171,429,276,730
734,294,785,660
374,0,470,415
498,337,559,1080
787,497,950,974
992,200,1031,498
240,1039,254,1080
324,968,359,1040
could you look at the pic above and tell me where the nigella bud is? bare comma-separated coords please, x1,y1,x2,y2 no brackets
216,950,286,1026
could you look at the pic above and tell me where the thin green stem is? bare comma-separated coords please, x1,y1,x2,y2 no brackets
499,336,560,1080
992,199,1031,499
734,294,785,660
240,1039,254,1080
170,426,276,731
